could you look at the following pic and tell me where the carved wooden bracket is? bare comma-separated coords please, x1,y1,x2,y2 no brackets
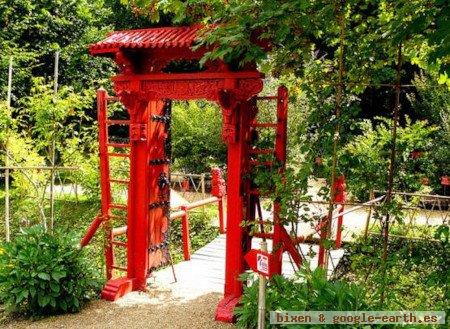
115,50,135,74
113,75,263,145
218,89,238,144
130,123,148,141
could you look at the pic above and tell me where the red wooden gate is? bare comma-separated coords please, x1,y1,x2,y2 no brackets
79,26,335,323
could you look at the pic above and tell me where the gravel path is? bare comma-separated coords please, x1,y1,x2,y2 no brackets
3,293,236,329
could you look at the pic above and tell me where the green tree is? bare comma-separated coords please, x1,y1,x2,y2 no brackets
340,117,439,200
171,101,226,173
0,0,115,98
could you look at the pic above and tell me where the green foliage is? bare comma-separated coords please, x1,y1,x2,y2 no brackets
334,230,449,311
0,102,13,143
409,73,450,179
19,78,94,157
169,205,219,263
0,0,114,99
235,225,448,328
235,267,369,329
340,117,439,200
125,1,449,85
0,226,102,316
172,101,226,173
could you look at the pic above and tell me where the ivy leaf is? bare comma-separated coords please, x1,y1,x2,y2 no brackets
52,271,66,281
50,281,60,293
38,294,50,307
16,290,28,303
38,272,50,281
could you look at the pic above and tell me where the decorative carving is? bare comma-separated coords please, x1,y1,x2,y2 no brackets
221,105,238,144
115,50,135,74
141,80,223,101
113,76,263,145
236,79,264,101
114,81,132,93
211,168,226,198
218,89,237,109
130,123,148,141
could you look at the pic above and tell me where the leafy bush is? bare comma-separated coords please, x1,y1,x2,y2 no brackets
171,101,226,173
340,117,439,201
409,73,450,184
235,267,369,328
0,226,102,316
333,229,449,311
170,206,220,263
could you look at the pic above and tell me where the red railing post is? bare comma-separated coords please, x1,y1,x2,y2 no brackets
212,167,227,234
334,175,346,248
180,205,191,260
317,217,327,268
97,88,114,280
218,198,225,234
80,215,103,248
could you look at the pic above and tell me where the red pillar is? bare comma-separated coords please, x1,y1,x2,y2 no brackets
317,219,327,267
212,167,226,234
216,99,253,322
218,198,225,234
126,100,151,291
101,96,151,300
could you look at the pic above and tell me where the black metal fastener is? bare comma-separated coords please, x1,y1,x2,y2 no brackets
149,158,171,165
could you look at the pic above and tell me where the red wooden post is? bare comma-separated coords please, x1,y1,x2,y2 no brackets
334,175,346,248
216,96,254,322
181,205,191,260
218,198,225,234
97,88,114,280
212,167,226,234
181,178,190,191
223,104,246,296
317,218,327,267
124,98,151,292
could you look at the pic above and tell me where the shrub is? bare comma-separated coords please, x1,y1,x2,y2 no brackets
171,101,227,173
0,226,102,316
340,117,439,201
333,229,449,311
235,267,369,328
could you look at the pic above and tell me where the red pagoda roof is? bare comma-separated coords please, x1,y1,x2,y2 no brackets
90,25,204,55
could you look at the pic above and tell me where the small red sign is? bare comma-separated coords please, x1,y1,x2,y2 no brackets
245,249,275,277
441,176,449,186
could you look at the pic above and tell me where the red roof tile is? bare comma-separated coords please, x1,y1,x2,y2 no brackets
90,26,204,55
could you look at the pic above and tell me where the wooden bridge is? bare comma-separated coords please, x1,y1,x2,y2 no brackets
150,234,344,301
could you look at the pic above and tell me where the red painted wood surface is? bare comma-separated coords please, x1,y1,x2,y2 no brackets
126,99,150,291
334,175,347,248
97,88,114,280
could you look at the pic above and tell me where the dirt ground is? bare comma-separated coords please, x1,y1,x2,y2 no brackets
2,293,236,329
